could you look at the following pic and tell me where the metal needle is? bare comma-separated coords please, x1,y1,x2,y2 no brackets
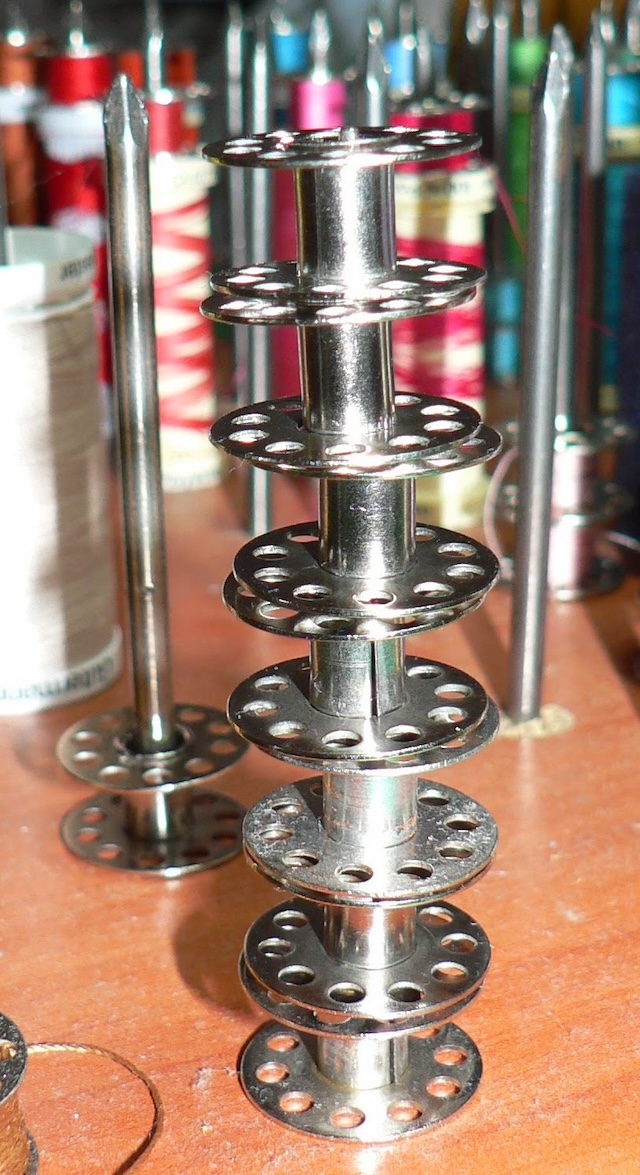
144,0,165,94
245,17,272,537
104,75,176,753
491,0,513,273
508,27,574,724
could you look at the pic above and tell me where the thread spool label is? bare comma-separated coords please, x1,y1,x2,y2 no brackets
0,628,122,715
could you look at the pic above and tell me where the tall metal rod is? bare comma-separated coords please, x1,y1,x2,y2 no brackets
104,74,176,753
572,14,607,430
491,0,513,273
225,5,249,413
245,18,272,537
508,27,574,724
358,6,389,126
144,0,165,94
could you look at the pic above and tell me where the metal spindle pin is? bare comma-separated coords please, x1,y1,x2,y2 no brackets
491,0,513,272
225,4,249,414
245,18,272,538
521,0,540,41
144,0,165,94
508,27,573,724
625,0,640,56
358,7,389,127
56,76,245,876
573,14,607,430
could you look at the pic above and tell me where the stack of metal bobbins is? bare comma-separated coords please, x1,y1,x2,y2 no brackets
202,124,502,1142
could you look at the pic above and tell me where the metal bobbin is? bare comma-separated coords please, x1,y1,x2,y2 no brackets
496,418,632,601
203,126,500,1141
56,77,245,878
0,1014,38,1173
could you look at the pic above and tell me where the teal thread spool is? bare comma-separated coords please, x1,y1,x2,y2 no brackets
486,31,547,383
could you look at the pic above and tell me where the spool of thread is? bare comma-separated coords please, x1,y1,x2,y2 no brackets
36,48,114,411
0,1011,164,1174
602,67,640,406
0,227,120,714
167,48,207,149
392,102,495,528
0,1013,37,1174
0,36,42,226
149,149,221,490
506,35,548,267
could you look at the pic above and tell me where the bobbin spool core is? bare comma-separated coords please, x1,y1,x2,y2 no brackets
0,1013,38,1173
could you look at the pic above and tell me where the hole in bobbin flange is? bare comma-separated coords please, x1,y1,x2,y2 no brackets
388,1101,423,1123
330,1107,366,1130
267,1034,300,1053
427,1076,462,1099
279,1092,314,1114
256,1062,289,1084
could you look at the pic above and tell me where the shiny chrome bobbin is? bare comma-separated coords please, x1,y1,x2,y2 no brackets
56,78,246,877
203,125,501,1140
57,704,245,877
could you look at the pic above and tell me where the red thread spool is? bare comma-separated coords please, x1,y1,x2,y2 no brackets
391,104,492,406
147,99,218,488
38,48,114,401
46,51,112,104
147,95,184,155
115,51,145,90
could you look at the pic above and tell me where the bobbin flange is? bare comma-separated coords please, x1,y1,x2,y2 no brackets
231,522,499,623
240,1021,482,1142
57,705,245,875
228,657,498,773
243,899,490,1023
204,126,480,170
243,778,496,904
212,398,501,479
204,257,483,326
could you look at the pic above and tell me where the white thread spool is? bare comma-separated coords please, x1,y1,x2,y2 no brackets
0,227,121,714
149,154,221,491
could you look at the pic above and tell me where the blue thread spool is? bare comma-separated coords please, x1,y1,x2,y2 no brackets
603,67,640,403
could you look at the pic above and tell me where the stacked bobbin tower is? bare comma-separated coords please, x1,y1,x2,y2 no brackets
203,126,501,1142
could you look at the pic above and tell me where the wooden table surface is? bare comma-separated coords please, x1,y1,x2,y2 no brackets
3,476,640,1174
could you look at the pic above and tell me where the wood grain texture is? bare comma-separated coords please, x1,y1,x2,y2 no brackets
2,477,639,1174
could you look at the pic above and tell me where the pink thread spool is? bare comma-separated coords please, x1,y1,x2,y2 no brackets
147,97,220,490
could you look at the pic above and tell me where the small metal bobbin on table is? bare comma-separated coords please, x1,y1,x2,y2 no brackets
56,76,245,878
203,125,501,1142
0,1013,38,1173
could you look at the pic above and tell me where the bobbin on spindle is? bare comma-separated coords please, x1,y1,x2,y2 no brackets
203,125,501,1142
0,1014,38,1174
57,76,245,878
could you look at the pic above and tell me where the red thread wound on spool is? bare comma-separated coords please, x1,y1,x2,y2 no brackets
46,51,113,104
147,96,184,155
391,105,491,403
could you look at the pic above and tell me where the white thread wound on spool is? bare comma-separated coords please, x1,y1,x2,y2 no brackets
149,154,221,491
0,228,121,714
